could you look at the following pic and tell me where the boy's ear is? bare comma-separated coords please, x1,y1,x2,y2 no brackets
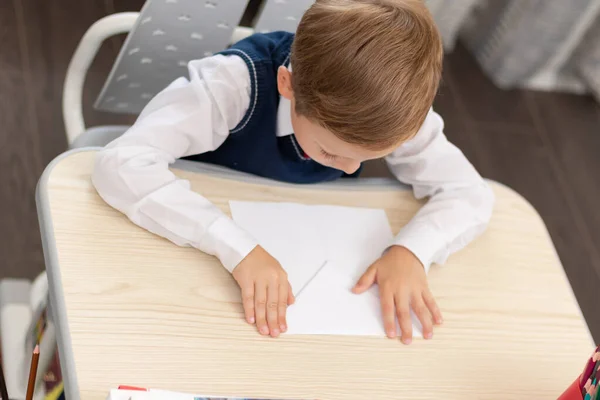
277,66,294,100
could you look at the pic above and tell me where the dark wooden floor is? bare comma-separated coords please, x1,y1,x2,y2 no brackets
1,0,599,342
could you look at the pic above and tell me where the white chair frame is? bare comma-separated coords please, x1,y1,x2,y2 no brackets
62,12,254,145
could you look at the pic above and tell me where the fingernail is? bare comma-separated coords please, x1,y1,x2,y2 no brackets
260,326,268,335
280,324,287,332
272,329,280,337
425,332,433,340
249,317,255,324
437,317,443,324
402,338,412,345
387,331,396,338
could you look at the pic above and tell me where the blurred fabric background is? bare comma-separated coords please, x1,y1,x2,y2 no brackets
428,0,600,102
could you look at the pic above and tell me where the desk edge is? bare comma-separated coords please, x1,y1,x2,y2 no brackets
36,151,85,400
36,148,593,399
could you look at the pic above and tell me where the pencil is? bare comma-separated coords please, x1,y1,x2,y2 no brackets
0,360,9,400
25,344,40,400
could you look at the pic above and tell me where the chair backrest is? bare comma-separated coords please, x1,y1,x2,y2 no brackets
254,0,314,33
95,0,313,115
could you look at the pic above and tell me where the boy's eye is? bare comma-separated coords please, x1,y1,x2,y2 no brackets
319,148,337,161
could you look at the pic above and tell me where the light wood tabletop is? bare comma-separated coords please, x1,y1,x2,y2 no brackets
37,150,592,400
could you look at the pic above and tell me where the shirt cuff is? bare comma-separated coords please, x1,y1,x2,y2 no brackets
204,217,259,273
392,222,448,274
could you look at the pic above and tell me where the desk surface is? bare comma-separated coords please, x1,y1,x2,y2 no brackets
38,150,592,400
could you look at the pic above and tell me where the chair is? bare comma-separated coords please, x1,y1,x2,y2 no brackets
64,0,316,147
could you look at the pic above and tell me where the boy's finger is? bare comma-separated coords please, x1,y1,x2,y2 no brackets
412,296,433,340
395,295,413,345
266,283,280,337
254,283,269,336
352,264,377,294
287,282,295,305
241,284,255,324
423,290,443,325
278,284,288,333
379,287,396,338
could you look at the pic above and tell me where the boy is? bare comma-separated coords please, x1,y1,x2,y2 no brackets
92,0,494,345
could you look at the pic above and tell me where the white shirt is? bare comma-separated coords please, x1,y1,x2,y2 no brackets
92,54,494,274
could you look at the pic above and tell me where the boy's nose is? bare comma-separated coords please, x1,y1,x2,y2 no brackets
341,161,361,175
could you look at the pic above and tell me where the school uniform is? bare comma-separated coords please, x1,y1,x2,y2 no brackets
188,31,360,182
92,32,494,274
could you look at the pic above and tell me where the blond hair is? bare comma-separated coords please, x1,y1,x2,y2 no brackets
291,0,443,150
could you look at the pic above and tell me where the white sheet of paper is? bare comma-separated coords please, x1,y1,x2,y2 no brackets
229,201,326,296
229,201,422,337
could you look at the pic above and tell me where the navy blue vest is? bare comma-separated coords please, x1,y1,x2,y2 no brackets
185,32,360,184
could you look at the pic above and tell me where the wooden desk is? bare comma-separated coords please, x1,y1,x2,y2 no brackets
37,150,592,400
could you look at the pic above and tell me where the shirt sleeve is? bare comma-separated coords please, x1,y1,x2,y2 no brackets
385,109,495,273
92,54,258,272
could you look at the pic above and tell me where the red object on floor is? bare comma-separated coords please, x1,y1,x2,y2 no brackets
557,377,583,400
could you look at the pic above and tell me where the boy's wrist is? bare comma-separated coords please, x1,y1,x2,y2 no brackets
232,244,261,272
393,223,447,273
386,245,425,270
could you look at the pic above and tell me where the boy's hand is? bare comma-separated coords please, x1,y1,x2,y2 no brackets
352,246,442,344
232,246,294,338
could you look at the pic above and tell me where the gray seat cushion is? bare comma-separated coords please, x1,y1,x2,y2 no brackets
70,125,130,148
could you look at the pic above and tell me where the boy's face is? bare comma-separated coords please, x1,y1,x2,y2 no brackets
278,67,396,174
